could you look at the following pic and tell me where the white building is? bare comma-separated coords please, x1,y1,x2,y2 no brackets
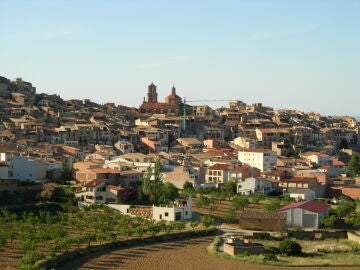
75,179,123,204
279,200,330,229
238,149,277,172
152,197,192,221
237,177,276,195
12,156,47,181
284,188,316,201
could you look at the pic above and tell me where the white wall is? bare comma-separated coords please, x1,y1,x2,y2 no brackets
12,156,46,181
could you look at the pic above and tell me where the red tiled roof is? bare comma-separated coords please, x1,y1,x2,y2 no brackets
239,148,273,153
319,166,331,170
279,200,330,213
106,185,124,191
258,128,289,133
208,163,231,170
330,158,345,166
280,177,314,183
89,168,121,174
85,179,106,187
229,165,250,172
140,102,178,110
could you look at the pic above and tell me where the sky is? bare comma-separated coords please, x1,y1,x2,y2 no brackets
1,0,359,116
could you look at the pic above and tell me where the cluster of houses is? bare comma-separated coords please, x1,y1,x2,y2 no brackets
0,77,360,224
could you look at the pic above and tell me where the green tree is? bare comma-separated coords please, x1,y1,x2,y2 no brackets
334,200,356,218
232,195,250,211
201,215,214,231
347,154,360,177
222,179,237,199
190,221,200,230
279,239,302,256
265,200,282,211
221,208,237,222
345,214,360,228
322,215,337,228
141,158,164,205
181,181,195,197
251,192,265,204
159,182,179,204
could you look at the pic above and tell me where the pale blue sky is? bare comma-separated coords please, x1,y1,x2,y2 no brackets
1,0,359,116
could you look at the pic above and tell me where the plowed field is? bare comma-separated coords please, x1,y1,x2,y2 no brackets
57,236,359,270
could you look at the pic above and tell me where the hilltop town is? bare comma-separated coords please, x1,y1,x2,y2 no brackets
0,75,360,268
0,75,359,199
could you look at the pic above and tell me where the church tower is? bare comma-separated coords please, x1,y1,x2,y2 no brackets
146,83,158,103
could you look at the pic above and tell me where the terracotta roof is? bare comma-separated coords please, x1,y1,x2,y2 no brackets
89,168,121,174
258,128,289,133
278,200,329,213
319,166,331,170
140,102,178,110
241,209,286,219
85,179,106,187
106,185,124,191
208,163,231,170
229,165,250,172
330,158,345,166
239,148,272,153
280,177,314,183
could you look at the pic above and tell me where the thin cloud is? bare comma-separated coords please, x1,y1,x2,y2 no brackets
250,24,317,40
138,56,189,69
0,25,87,41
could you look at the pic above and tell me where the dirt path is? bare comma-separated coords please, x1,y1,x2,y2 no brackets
57,236,360,270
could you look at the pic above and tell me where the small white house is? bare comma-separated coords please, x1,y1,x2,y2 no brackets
75,179,123,204
284,188,316,201
12,156,47,181
237,177,275,195
152,197,192,221
278,200,330,229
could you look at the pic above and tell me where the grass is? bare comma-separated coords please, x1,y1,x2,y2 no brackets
207,236,360,267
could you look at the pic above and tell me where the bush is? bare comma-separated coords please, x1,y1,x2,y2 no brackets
263,253,278,262
278,239,302,256
265,246,280,254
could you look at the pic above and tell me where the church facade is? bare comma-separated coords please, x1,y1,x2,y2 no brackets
139,83,183,115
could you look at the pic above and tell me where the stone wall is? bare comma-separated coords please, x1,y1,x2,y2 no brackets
347,232,360,244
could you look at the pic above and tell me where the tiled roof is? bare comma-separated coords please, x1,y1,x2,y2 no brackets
278,200,329,213
89,168,121,174
241,209,286,219
258,128,289,133
229,165,250,172
140,102,178,110
85,179,106,187
208,163,231,170
239,148,272,153
280,177,314,183
106,185,124,191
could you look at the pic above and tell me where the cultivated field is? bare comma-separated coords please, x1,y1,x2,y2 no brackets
57,235,360,270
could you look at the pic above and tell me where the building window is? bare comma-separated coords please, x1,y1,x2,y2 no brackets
185,211,188,215
165,212,169,217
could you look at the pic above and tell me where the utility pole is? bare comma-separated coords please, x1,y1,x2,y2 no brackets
183,97,187,135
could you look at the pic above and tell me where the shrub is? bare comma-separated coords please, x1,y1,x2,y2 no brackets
263,253,278,262
265,246,280,254
278,239,302,256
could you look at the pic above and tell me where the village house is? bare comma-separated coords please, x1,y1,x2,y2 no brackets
163,165,198,189
152,196,192,221
238,149,277,172
237,177,278,195
255,128,291,149
75,168,122,185
239,209,286,231
279,200,330,229
75,179,123,204
300,152,332,167
279,176,324,198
